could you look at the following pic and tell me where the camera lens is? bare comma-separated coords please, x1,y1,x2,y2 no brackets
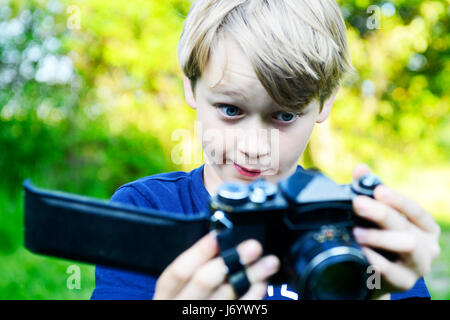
291,228,371,300
304,253,370,300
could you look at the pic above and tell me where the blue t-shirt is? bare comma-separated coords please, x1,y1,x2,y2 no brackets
91,164,430,300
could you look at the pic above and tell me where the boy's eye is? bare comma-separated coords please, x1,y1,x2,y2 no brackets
215,104,302,123
272,111,301,123
217,104,243,118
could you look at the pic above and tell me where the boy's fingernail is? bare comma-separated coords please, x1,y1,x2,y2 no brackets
353,227,367,240
242,240,260,256
264,256,280,271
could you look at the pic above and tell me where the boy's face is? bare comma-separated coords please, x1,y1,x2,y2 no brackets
183,35,337,195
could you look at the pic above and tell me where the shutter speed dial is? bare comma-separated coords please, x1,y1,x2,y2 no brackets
351,174,383,196
217,179,277,205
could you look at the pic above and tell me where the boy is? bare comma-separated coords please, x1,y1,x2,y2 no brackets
91,0,440,300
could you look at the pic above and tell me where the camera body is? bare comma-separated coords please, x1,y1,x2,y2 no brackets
23,165,391,300
209,168,384,300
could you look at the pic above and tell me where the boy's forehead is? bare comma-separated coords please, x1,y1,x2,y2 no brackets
202,35,264,98
200,35,320,113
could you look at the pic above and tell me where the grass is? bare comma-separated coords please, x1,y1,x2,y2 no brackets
1,248,95,300
0,186,95,299
424,223,450,300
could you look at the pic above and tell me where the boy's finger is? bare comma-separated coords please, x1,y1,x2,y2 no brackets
362,247,418,292
353,195,410,231
352,163,372,180
239,281,269,300
175,239,263,300
155,232,219,299
208,254,280,300
353,227,416,253
374,185,441,236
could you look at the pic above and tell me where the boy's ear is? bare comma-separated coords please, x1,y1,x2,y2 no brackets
316,86,340,123
183,74,197,110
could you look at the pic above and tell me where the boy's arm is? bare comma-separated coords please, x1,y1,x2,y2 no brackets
351,164,441,300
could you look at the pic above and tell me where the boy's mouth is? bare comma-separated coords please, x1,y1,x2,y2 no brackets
233,162,262,178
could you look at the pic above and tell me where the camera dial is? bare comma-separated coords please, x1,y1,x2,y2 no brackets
249,179,277,204
351,174,382,197
217,183,249,205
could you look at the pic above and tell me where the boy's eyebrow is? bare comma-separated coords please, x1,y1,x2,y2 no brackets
210,86,248,101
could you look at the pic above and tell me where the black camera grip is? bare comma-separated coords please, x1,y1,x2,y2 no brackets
23,180,210,275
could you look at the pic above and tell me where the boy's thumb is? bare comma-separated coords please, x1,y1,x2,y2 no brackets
352,163,372,180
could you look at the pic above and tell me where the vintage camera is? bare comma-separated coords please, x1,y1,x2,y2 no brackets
209,168,385,300
24,167,391,300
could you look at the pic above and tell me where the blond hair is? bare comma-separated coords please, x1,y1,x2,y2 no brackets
178,0,355,111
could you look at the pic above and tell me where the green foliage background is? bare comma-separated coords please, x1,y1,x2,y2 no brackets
0,0,448,299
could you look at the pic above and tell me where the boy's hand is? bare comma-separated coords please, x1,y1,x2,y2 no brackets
351,164,441,299
153,232,280,300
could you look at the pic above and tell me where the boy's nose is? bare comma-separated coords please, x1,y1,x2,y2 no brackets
237,129,271,160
